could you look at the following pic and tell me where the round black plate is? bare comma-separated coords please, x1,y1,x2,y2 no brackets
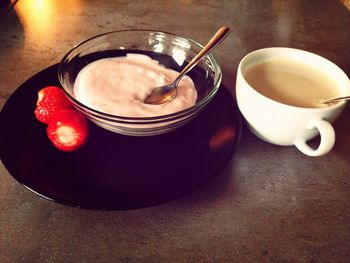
0,64,242,210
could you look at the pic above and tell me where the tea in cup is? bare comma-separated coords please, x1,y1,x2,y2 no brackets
236,47,350,156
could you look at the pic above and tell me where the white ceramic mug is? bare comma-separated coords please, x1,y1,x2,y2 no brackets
236,47,350,156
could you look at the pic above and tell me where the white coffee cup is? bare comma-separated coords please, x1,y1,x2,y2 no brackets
236,47,350,156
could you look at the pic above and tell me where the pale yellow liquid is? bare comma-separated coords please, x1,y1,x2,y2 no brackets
244,59,339,108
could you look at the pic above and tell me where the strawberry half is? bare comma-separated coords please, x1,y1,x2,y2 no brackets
47,109,89,152
35,86,73,124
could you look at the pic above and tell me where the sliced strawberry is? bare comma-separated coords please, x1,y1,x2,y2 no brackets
34,86,73,124
47,109,89,152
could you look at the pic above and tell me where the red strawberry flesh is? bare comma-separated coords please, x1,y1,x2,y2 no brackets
47,109,89,152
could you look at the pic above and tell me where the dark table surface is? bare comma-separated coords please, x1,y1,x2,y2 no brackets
1,0,350,262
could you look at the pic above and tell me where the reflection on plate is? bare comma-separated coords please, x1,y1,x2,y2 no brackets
0,64,242,210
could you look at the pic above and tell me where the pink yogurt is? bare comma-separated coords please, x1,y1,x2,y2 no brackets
73,54,197,117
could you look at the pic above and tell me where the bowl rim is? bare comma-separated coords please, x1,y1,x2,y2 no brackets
58,29,222,121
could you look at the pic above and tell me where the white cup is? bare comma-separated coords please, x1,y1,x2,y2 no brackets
236,47,350,156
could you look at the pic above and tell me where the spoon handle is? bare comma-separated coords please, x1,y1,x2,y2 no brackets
174,26,230,85
322,95,350,104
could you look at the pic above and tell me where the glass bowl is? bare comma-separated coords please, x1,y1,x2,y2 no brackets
58,30,222,136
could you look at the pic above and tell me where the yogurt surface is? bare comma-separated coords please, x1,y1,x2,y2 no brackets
73,54,197,117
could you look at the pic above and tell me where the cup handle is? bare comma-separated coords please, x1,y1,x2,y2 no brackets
294,119,335,157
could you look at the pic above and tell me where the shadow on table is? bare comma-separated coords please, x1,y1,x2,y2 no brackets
0,2,24,56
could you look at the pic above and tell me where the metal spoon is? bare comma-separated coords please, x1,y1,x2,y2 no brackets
144,26,230,105
321,95,350,104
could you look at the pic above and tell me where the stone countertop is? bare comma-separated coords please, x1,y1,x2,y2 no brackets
1,0,350,262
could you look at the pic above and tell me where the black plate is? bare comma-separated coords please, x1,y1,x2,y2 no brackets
0,64,242,210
